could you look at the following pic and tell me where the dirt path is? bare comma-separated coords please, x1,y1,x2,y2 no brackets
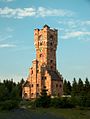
0,108,65,119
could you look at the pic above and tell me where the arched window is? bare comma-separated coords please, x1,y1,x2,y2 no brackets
37,84,39,87
31,93,33,96
50,42,53,46
60,84,62,88
51,66,53,69
40,54,42,57
24,93,28,97
40,42,42,46
50,60,53,63
31,70,33,74
56,84,58,87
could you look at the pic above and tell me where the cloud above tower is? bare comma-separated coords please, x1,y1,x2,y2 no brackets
0,0,14,2
0,7,75,19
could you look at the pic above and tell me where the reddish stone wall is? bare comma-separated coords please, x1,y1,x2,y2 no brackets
22,25,63,99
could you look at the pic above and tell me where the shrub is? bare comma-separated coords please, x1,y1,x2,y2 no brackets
0,100,19,110
51,97,75,108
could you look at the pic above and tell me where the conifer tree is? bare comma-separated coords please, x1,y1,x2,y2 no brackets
77,78,84,95
71,78,78,96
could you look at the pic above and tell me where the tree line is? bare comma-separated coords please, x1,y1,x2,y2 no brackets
63,78,90,95
0,78,24,110
21,78,90,108
0,77,90,110
62,78,90,108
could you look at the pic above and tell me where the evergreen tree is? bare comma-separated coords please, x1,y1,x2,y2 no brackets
63,80,71,95
17,78,25,97
71,78,78,96
63,80,68,95
77,78,84,95
67,81,72,95
35,86,51,108
84,78,90,93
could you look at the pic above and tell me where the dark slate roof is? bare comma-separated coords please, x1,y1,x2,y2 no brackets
23,81,30,87
47,70,63,81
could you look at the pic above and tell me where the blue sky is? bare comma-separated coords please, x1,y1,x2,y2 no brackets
0,0,90,83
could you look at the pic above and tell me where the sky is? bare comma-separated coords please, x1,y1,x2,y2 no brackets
0,0,90,83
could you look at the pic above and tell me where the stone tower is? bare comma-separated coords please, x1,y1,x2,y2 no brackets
22,25,63,99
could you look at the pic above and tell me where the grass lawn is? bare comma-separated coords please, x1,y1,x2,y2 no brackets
0,111,12,119
32,108,90,119
0,108,90,119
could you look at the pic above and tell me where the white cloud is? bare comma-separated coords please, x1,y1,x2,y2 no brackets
62,31,90,39
81,20,90,25
37,7,74,17
0,44,16,48
0,7,36,19
6,27,14,32
0,0,14,2
58,19,90,30
0,35,12,42
58,19,90,41
0,7,75,19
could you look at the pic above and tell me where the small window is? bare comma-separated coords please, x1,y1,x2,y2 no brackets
31,70,33,74
56,84,58,87
44,86,46,88
51,66,53,69
40,42,42,45
31,84,33,87
31,93,33,96
60,84,62,88
42,76,44,80
24,93,27,97
37,84,39,87
36,93,39,96
50,42,53,46
37,70,39,73
40,54,42,57
45,77,46,79
50,60,53,63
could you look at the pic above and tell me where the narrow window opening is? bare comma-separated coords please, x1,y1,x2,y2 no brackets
31,93,33,96
40,42,42,45
56,84,58,87
31,84,33,87
51,66,53,69
50,60,53,63
50,42,53,46
40,54,42,57
37,84,39,87
45,77,46,79
60,84,62,88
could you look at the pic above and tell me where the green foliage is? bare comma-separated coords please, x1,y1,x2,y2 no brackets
51,97,75,108
0,85,9,101
35,86,51,108
63,80,71,95
17,78,25,97
0,79,24,110
77,78,84,95
63,77,90,108
71,78,78,96
0,77,90,110
0,100,19,110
